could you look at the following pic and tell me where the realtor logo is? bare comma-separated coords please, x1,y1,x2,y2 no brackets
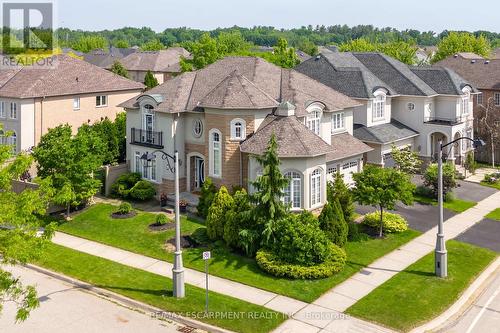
2,1,54,52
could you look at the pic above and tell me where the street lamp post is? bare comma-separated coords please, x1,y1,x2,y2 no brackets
435,137,484,278
141,150,185,297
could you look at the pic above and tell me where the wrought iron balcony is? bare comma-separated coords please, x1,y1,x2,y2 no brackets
424,115,467,125
130,128,163,148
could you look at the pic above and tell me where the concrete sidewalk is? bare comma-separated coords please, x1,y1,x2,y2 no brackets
272,190,500,332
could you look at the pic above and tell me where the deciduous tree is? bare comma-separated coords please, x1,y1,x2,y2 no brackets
432,32,491,63
390,145,422,174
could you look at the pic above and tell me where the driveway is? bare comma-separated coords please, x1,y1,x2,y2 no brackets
455,218,500,253
356,202,457,232
413,175,497,202
0,265,186,333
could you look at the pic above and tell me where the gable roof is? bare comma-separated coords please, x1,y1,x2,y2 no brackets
239,114,332,157
120,56,360,115
112,47,190,73
296,49,475,98
83,46,138,67
327,132,373,162
353,120,419,144
434,54,500,90
0,54,144,99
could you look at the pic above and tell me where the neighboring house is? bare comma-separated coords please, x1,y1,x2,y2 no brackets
0,54,144,153
120,56,372,211
435,53,500,163
296,49,477,166
83,46,138,68
108,47,190,84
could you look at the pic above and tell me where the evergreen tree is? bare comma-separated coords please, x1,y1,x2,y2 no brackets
223,189,251,250
110,60,130,79
196,177,217,218
327,172,355,223
248,133,289,245
318,198,348,247
144,70,159,89
206,186,234,240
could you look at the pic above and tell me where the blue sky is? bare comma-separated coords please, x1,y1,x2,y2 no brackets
57,0,499,32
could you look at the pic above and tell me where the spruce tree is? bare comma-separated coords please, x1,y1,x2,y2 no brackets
144,70,159,89
110,60,130,79
206,186,234,240
327,172,355,223
318,198,348,247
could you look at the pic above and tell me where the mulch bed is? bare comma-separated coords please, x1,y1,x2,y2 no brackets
164,235,199,252
110,211,137,219
148,222,175,232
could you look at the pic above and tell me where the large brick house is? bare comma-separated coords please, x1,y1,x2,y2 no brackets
296,49,478,166
121,56,372,211
435,53,500,163
0,54,144,153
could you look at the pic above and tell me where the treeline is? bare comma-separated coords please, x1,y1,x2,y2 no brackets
54,25,500,52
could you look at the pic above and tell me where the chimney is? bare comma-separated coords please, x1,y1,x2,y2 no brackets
276,101,296,117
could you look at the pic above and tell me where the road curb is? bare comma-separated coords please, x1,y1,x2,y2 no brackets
410,256,500,333
24,263,234,333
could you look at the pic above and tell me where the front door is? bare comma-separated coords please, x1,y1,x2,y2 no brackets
194,157,205,189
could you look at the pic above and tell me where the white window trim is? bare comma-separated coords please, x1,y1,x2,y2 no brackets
331,112,345,133
10,130,17,150
306,109,322,135
209,129,222,178
73,97,80,110
9,102,17,119
0,101,5,118
372,93,386,122
135,152,141,174
230,118,246,140
192,118,203,138
310,168,322,207
476,93,483,105
461,90,470,116
96,95,108,107
284,171,302,210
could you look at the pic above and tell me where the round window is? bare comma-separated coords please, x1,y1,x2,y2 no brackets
407,102,415,111
193,119,203,138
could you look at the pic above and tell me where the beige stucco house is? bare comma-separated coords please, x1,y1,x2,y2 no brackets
296,50,477,167
121,56,372,211
0,54,144,152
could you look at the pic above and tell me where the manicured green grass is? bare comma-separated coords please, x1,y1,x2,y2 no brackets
486,208,500,221
414,194,476,213
346,241,497,332
35,243,285,333
480,181,500,190
57,204,421,302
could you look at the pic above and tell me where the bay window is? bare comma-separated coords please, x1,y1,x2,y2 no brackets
310,168,321,206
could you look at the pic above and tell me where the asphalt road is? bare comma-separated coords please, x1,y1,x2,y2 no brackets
0,265,185,333
439,268,500,333
455,218,500,253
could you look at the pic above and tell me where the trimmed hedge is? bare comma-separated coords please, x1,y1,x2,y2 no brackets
129,180,156,201
362,212,408,233
256,244,347,279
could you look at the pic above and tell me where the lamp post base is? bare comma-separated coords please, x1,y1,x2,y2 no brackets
173,251,185,298
435,249,448,278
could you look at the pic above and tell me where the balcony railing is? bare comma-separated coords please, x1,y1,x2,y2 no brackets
424,115,467,125
130,128,163,148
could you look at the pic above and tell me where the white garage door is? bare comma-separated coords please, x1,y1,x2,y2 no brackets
341,160,358,185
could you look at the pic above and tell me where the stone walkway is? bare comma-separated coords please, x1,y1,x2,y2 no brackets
464,167,498,183
51,190,500,333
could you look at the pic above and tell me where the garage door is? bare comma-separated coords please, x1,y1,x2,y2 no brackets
341,160,358,185
383,153,396,168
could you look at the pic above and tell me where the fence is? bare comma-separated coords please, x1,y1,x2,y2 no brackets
102,163,129,196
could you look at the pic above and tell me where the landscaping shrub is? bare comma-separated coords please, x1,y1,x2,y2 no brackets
318,199,348,247
206,186,234,240
484,172,500,184
347,222,369,241
111,172,141,198
223,189,251,250
415,185,433,198
197,178,217,218
191,227,210,246
327,172,355,222
155,214,168,225
128,180,156,201
423,163,457,198
362,212,408,233
256,244,346,279
271,214,331,266
117,202,132,215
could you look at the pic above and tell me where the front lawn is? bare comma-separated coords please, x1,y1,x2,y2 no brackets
486,208,500,221
35,243,285,333
480,180,500,190
413,194,476,213
56,203,420,302
346,240,497,332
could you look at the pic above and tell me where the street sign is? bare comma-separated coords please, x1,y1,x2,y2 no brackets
203,251,211,313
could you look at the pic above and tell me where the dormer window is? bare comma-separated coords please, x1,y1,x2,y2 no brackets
230,118,246,140
372,94,386,121
142,104,155,132
306,110,321,135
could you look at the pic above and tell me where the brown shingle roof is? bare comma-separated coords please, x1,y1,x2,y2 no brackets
0,54,144,99
121,56,360,113
435,54,500,90
240,115,332,157
327,132,373,162
113,47,190,73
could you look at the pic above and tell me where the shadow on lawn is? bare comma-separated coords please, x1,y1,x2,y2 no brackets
101,284,174,298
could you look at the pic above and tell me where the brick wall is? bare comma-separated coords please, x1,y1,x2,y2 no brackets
473,89,500,163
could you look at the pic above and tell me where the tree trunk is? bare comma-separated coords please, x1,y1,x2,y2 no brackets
379,206,384,238
491,135,495,168
66,203,70,217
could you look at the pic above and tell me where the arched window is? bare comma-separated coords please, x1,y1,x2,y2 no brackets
372,93,386,120
284,171,301,209
230,118,246,140
306,110,321,135
10,131,17,150
310,168,321,206
210,129,222,177
0,129,5,145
